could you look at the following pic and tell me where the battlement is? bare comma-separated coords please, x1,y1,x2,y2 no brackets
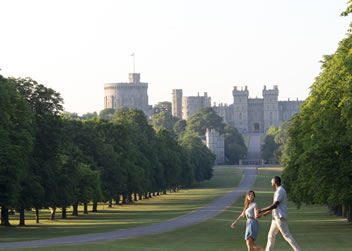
262,85,279,96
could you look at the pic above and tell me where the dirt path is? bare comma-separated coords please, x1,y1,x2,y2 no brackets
0,166,257,249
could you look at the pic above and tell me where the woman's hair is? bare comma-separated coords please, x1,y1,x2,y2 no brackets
243,190,255,214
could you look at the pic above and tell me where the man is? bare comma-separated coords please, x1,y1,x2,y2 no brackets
259,176,301,251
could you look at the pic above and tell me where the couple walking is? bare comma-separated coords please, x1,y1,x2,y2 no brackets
231,176,301,251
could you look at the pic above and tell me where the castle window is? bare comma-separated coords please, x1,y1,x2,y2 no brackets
270,112,272,119
240,112,242,120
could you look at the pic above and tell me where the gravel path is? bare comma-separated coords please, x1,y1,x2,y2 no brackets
0,166,257,249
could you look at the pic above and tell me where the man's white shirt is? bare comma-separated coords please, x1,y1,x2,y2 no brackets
273,186,288,220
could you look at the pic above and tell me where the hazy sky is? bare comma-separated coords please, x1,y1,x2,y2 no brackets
1,0,351,115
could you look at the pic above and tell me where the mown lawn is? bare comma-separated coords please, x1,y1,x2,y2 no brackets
0,166,243,244
21,167,352,251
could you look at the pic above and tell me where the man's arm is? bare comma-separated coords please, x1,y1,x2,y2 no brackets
259,201,280,213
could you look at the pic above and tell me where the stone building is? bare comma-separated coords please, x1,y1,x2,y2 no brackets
104,73,153,116
214,85,304,133
171,90,211,120
173,85,304,134
205,129,225,165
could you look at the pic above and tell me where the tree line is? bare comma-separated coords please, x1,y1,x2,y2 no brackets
281,25,352,222
0,76,215,226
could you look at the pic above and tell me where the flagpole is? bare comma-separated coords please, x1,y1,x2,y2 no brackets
130,53,135,73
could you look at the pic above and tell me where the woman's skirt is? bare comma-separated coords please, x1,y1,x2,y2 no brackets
245,219,259,241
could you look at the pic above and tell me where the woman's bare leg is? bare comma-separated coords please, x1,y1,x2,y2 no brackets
253,242,265,251
246,237,254,251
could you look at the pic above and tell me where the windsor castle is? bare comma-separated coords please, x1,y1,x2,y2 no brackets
104,73,304,134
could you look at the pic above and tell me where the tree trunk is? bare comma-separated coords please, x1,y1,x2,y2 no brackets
115,196,120,205
337,205,343,216
84,202,88,214
157,191,160,196
348,205,352,222
72,203,78,216
122,194,127,204
128,193,133,203
62,207,67,219
109,200,112,208
92,201,98,212
163,189,167,195
149,192,152,199
19,207,25,226
35,207,40,223
144,193,149,199
134,192,138,201
50,207,56,220
139,194,143,200
343,204,348,218
1,206,11,226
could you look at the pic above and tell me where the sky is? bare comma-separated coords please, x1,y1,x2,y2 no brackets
1,0,351,115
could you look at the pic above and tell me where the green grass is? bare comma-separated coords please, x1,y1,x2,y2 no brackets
4,167,352,251
17,166,352,251
0,167,243,245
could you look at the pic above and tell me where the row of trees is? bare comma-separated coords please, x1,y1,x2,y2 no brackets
0,76,215,226
281,24,352,221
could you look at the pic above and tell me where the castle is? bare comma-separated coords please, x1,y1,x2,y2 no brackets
172,85,304,134
103,73,303,134
104,73,303,164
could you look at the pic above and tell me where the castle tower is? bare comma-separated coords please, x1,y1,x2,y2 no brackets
104,73,152,116
206,129,224,165
263,85,279,132
182,92,211,120
232,86,249,134
171,89,183,119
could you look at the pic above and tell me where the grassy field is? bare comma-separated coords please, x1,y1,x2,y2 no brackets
15,166,352,251
0,167,243,244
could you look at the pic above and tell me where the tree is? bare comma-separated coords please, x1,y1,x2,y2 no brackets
10,77,64,223
223,125,247,164
173,119,187,139
99,108,115,121
180,134,215,183
0,76,34,226
150,111,179,133
261,127,280,164
153,101,171,114
282,28,352,221
186,107,225,136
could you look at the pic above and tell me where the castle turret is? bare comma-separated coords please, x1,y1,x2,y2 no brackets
171,89,183,118
206,129,224,165
263,85,279,132
182,92,211,120
232,86,249,133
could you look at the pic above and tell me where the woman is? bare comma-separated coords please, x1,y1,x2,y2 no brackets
231,190,264,251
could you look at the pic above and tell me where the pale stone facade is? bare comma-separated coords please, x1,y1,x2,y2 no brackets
173,85,304,134
171,89,183,118
213,85,304,133
171,90,211,120
206,129,224,165
104,73,153,116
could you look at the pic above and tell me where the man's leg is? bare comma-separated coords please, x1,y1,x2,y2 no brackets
276,218,301,251
265,220,279,251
